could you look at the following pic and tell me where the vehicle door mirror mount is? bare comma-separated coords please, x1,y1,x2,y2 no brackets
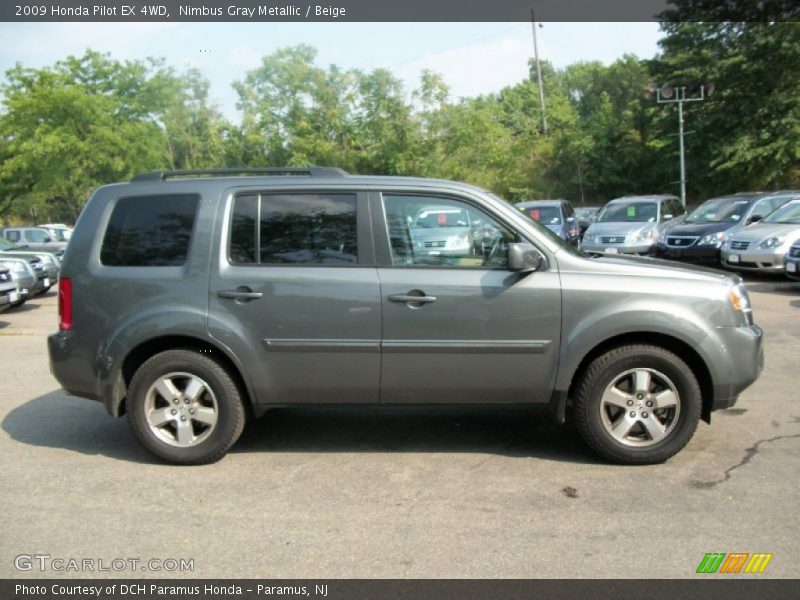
508,243,544,274
747,214,763,225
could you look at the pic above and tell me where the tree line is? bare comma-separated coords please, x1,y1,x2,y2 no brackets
0,17,798,224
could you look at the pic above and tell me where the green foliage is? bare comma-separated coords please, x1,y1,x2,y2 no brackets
1,24,798,223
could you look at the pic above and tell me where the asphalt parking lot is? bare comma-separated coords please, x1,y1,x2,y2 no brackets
1,277,798,579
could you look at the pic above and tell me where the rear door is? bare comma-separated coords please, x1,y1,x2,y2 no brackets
372,190,562,405
208,188,381,405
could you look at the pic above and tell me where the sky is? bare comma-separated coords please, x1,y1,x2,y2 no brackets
0,22,663,120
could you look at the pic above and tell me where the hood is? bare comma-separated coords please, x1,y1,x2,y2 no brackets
586,222,655,237
729,222,800,243
581,253,734,284
409,227,470,242
664,221,733,237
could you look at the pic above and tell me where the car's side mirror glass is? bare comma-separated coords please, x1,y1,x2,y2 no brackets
566,217,575,223
507,243,544,273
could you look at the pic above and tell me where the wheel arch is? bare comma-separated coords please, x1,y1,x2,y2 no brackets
565,332,714,424
111,335,256,418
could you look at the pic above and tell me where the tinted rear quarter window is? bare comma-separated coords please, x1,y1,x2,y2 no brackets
101,195,199,266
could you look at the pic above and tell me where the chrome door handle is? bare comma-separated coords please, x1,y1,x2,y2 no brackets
388,292,437,304
217,288,263,301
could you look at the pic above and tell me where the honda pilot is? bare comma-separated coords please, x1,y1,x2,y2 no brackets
48,169,764,465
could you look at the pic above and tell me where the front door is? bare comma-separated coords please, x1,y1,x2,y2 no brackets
374,192,562,405
208,189,381,405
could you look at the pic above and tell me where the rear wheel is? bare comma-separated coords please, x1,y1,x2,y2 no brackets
574,345,701,464
127,350,245,465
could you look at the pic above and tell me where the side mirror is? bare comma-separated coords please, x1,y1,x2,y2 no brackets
508,243,544,273
747,214,763,225
663,213,673,221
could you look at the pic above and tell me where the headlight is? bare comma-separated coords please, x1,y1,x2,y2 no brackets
698,232,726,247
1,260,26,274
628,229,656,244
727,281,752,325
658,229,667,243
758,236,784,249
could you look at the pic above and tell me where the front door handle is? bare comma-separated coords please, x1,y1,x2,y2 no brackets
217,287,263,301
388,290,437,306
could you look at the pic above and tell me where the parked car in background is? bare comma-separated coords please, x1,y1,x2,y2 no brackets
516,200,580,245
721,199,800,273
0,266,20,313
581,195,686,256
0,226,67,260
38,223,73,241
656,191,800,265
0,238,60,290
49,168,763,466
0,256,39,308
574,206,600,240
785,238,800,281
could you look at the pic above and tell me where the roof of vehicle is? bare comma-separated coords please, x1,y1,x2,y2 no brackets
606,195,677,204
516,200,569,207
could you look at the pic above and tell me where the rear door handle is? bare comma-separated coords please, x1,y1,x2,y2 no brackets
217,287,263,301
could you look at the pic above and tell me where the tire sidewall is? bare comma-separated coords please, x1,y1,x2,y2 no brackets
580,348,701,463
127,351,242,464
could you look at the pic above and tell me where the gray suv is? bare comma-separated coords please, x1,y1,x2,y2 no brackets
48,169,764,465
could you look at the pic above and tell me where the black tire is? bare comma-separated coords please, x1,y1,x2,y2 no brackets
10,298,26,309
573,345,701,465
127,349,246,465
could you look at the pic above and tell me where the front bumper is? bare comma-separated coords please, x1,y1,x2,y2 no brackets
12,273,36,299
721,248,786,272
656,243,720,264
709,325,765,411
785,256,800,281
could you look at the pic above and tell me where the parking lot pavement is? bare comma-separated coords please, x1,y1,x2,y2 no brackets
1,278,799,579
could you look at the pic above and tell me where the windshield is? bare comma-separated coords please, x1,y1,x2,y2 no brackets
521,205,562,225
575,208,597,219
763,201,800,224
412,208,470,229
597,202,657,223
0,238,21,251
48,228,68,241
686,198,752,223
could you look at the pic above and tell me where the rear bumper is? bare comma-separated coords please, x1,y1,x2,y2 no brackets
48,330,104,406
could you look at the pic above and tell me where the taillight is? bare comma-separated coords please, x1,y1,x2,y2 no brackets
59,277,72,331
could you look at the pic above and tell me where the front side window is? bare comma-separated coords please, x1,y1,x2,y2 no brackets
101,195,199,267
230,193,358,265
5,230,21,243
383,194,515,268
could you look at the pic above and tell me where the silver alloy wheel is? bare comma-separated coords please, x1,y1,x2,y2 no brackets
144,371,218,447
599,367,681,447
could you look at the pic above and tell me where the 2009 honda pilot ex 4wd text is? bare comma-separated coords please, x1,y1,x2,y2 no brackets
48,168,764,465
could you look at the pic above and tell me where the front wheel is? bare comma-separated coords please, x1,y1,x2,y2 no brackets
127,350,245,465
573,345,701,464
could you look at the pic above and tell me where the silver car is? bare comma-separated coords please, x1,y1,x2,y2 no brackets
0,257,37,307
721,199,800,273
408,205,475,260
0,267,20,313
581,195,686,256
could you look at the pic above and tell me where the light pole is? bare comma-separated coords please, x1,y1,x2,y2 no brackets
647,83,709,207
530,9,547,135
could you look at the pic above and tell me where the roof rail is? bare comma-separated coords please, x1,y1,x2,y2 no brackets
131,167,349,182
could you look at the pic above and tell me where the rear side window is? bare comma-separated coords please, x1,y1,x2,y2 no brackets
230,192,358,265
5,230,20,243
101,195,199,266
